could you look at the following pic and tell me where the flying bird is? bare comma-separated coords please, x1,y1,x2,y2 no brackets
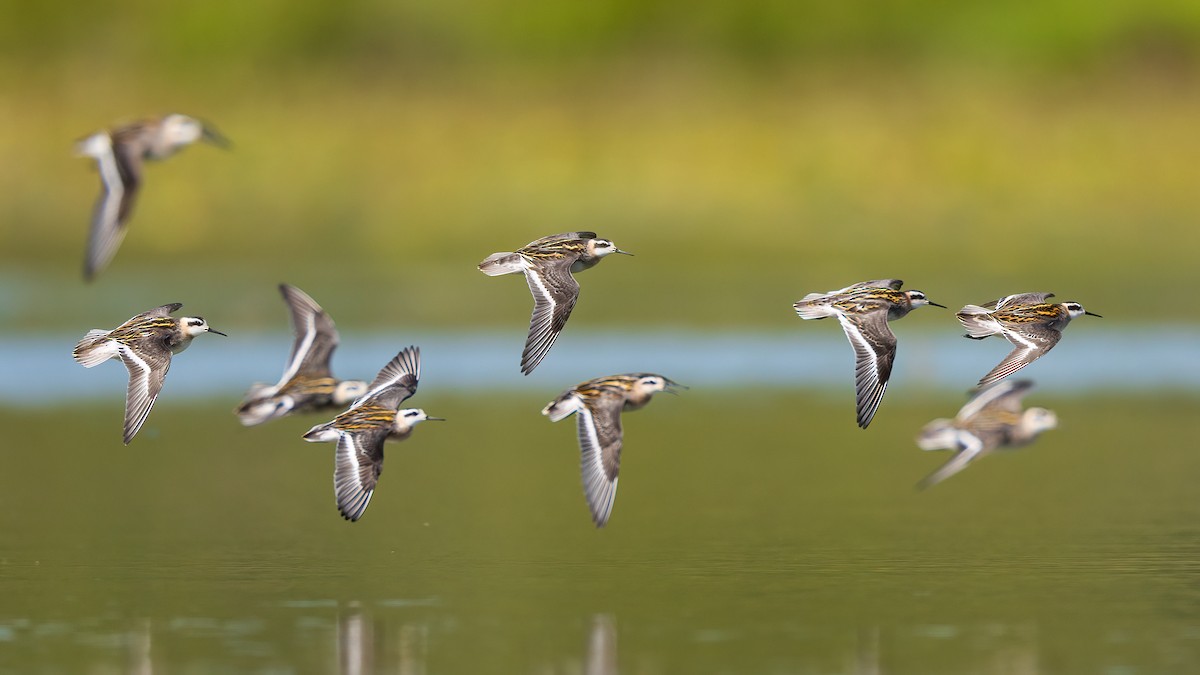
302,347,443,521
478,232,631,375
235,284,368,426
76,114,228,281
916,379,1058,490
956,292,1100,387
794,279,943,428
73,303,225,444
542,373,683,527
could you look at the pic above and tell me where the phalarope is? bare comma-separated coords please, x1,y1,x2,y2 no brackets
794,279,943,428
302,347,443,522
479,232,631,375
956,292,1100,387
542,373,683,527
916,379,1058,490
73,302,225,444
76,114,228,281
235,284,368,426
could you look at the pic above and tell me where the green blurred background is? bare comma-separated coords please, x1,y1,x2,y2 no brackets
2,0,1197,331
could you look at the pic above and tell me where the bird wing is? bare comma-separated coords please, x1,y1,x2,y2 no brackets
916,433,986,490
356,346,420,409
843,279,904,292
976,326,1060,387
520,257,580,375
278,284,340,383
333,429,387,521
836,310,897,428
992,292,1055,310
956,379,1035,422
576,390,625,527
522,231,596,249
117,342,171,444
83,137,141,281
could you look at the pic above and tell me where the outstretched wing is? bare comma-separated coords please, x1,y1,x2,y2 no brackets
278,284,340,382
520,257,580,375
916,433,986,490
118,343,171,444
956,379,1034,422
333,429,387,521
357,346,420,409
576,390,625,527
836,310,897,429
976,327,1060,388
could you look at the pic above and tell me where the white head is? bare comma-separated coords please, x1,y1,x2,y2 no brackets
180,316,226,338
395,408,445,429
586,238,632,259
632,374,685,397
332,380,369,405
1061,301,1101,319
905,290,946,309
162,114,205,145
162,114,228,148
1022,407,1059,434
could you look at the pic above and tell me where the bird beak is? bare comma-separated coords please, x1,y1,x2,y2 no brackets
615,249,634,256
664,379,689,394
927,301,947,308
1085,311,1102,318
208,328,228,336
425,416,447,422
201,126,231,148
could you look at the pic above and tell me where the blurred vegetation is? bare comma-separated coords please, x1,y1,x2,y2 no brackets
1,1,1198,329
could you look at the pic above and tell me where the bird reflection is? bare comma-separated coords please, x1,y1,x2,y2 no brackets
586,614,617,675
337,603,428,675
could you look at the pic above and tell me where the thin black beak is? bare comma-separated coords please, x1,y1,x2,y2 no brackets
615,249,634,256
202,126,231,149
425,416,447,422
927,301,947,308
208,328,228,336
1085,311,1102,318
664,380,689,394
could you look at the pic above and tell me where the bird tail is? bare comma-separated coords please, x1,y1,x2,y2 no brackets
915,419,958,451
955,305,1001,339
477,252,523,276
541,393,583,422
792,294,835,320
302,423,339,443
72,330,118,367
234,392,288,427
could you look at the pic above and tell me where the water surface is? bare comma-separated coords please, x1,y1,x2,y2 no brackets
2,392,1197,673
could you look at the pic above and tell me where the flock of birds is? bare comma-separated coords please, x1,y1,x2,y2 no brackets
69,113,1100,527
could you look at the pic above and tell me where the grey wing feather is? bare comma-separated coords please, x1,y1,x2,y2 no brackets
524,231,596,248
358,346,420,409
992,292,1055,310
846,279,903,291
977,328,1060,387
520,258,580,375
837,311,896,429
577,391,625,527
956,379,1034,421
143,303,183,318
916,434,986,490
333,430,386,521
279,284,339,381
118,344,171,444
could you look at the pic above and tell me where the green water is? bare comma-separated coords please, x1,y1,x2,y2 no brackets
1,392,1197,673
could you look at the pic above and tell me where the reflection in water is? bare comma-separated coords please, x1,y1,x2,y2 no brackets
586,615,617,675
129,618,152,675
338,605,373,675
338,603,429,675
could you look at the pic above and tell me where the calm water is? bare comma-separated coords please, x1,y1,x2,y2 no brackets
2,389,1198,673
